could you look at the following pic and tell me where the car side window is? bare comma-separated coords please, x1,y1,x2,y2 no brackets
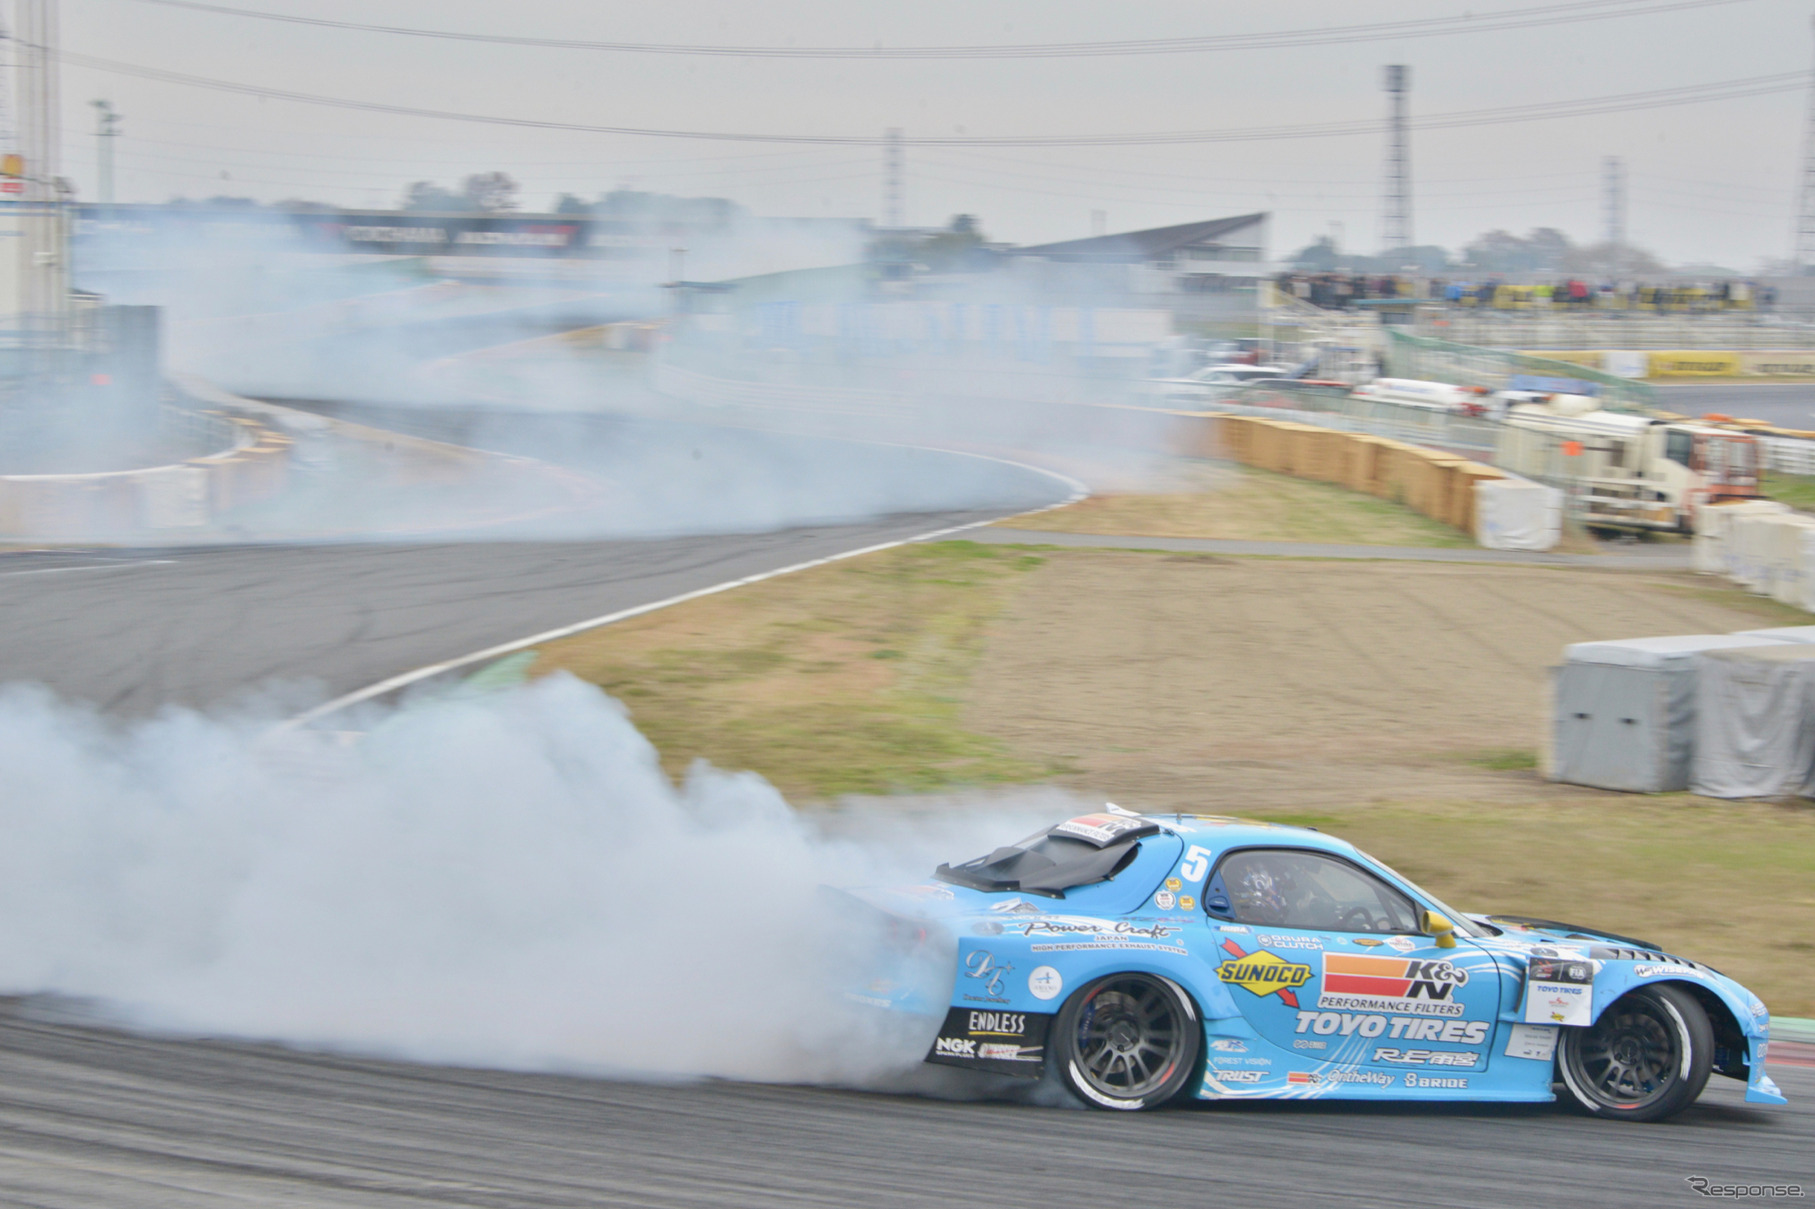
1205,849,1419,934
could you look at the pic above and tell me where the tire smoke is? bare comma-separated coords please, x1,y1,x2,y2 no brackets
0,674,1069,1086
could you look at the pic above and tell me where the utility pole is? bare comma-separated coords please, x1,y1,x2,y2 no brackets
1381,65,1412,256
91,99,119,204
1796,15,1815,273
883,126,903,229
1602,155,1626,278
11,0,68,352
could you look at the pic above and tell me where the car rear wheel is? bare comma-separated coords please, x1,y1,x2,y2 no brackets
1557,983,1713,1122
1053,973,1201,1111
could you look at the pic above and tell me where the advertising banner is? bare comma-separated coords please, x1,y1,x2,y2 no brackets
1648,351,1742,378
1738,351,1815,378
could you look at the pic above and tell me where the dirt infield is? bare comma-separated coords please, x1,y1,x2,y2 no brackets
967,552,1798,810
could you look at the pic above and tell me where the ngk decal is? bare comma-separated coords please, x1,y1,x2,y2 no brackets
1318,954,1471,1017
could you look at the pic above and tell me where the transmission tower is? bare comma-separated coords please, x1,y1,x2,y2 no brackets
1796,16,1815,273
1602,155,1626,277
883,126,903,229
91,99,120,204
1381,65,1412,256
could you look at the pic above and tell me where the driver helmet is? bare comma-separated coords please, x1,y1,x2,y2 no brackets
1232,857,1293,924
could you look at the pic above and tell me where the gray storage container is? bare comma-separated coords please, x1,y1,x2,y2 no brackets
1692,644,1815,799
1552,635,1790,792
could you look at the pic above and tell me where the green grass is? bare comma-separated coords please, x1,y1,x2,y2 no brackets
1761,470,1815,513
1458,748,1540,771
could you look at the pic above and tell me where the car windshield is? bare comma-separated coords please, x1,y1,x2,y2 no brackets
1350,849,1493,937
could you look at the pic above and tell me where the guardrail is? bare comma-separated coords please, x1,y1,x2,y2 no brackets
0,383,292,539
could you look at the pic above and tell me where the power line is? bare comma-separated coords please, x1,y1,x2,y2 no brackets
105,0,1748,59
926,144,1599,188
911,152,1596,201
110,140,872,181
59,51,1813,147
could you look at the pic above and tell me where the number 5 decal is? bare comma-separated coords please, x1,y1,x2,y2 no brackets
1179,845,1212,884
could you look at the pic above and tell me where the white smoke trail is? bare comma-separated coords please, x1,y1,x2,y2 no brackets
0,674,1073,1086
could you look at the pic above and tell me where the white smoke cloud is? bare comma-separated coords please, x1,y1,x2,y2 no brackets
0,674,1074,1087
51,211,1183,545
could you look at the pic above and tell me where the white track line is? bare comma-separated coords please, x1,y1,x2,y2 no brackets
286,456,1087,731
0,558,176,578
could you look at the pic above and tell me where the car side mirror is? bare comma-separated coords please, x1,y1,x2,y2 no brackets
1421,909,1457,949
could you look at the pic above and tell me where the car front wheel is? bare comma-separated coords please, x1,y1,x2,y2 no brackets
1053,973,1202,1111
1557,983,1713,1122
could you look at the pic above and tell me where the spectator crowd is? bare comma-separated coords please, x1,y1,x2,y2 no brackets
1275,273,1775,313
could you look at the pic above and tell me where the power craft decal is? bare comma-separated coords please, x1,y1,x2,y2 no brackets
1217,940,1313,1008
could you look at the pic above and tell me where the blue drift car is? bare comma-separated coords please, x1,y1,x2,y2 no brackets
850,810,1784,1121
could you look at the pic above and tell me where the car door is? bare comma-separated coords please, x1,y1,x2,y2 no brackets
1203,847,1506,1081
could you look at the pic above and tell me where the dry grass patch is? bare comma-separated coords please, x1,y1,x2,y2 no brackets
1003,462,1473,548
528,541,1061,797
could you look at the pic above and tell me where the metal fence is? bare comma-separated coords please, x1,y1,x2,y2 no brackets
1221,384,1500,457
1383,329,1655,412
1761,437,1815,477
1416,309,1815,352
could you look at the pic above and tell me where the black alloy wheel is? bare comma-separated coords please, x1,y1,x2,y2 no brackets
1054,973,1201,1111
1557,983,1713,1122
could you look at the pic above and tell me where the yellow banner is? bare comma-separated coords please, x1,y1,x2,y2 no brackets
1647,351,1743,378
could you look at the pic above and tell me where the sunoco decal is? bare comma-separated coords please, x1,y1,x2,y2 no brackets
1318,953,1469,1017
1217,941,1313,1007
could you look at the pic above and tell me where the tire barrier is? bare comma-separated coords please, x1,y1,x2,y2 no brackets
1204,414,1525,543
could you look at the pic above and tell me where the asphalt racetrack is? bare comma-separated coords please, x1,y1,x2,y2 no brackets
1656,382,1815,429
0,514,1022,716
0,406,1809,1206
0,999,1807,1208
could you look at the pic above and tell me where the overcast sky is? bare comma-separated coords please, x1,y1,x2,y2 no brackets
46,0,1815,269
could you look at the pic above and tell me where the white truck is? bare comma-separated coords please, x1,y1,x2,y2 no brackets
1494,398,1760,533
